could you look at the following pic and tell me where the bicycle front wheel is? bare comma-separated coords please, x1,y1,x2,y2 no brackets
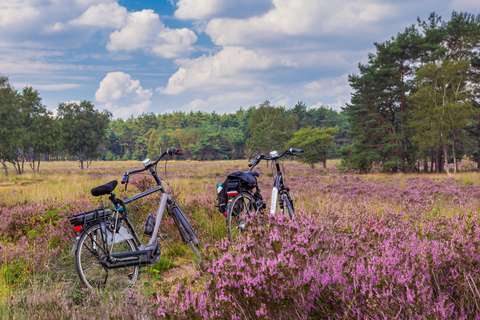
280,192,295,219
227,192,256,241
75,224,139,290
171,206,203,263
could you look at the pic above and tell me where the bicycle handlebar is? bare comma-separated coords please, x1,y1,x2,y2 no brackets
121,147,183,189
248,147,304,169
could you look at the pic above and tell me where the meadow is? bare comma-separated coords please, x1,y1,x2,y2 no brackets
1,160,480,319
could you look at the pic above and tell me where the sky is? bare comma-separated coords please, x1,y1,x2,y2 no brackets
0,0,478,118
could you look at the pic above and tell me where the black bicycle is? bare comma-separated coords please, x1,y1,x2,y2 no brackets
69,148,201,290
224,147,303,240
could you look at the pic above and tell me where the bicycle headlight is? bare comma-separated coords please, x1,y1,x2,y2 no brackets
142,158,151,167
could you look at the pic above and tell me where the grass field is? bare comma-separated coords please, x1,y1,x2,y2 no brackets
1,160,480,319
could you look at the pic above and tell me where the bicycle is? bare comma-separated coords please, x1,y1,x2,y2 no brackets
69,148,201,290
225,147,303,240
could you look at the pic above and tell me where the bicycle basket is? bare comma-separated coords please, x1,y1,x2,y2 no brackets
69,208,112,227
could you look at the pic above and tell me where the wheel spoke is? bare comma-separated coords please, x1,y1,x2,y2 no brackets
76,224,139,290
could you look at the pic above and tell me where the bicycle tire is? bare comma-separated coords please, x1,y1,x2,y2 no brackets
171,207,202,262
280,192,295,219
226,192,256,241
75,223,139,290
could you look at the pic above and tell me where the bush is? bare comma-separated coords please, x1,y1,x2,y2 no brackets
157,209,480,319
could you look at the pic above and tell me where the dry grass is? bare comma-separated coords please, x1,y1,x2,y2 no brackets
0,159,479,319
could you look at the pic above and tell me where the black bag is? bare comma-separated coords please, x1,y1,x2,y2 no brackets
216,171,259,214
227,171,258,189
216,183,228,214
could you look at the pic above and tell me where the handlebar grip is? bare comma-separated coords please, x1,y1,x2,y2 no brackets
166,147,183,156
289,147,304,154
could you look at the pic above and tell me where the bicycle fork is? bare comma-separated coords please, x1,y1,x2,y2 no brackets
270,186,278,215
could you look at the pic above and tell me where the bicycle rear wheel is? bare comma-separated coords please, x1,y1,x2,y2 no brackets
227,192,256,241
75,224,139,290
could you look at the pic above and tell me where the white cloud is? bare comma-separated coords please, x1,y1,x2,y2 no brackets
70,2,128,28
12,82,80,91
206,0,395,46
305,75,351,109
450,0,480,11
180,90,261,112
107,9,197,58
174,0,272,20
162,47,276,95
0,0,112,34
95,71,152,118
0,2,40,28
175,0,222,20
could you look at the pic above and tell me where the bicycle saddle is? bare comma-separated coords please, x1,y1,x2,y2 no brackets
91,180,118,197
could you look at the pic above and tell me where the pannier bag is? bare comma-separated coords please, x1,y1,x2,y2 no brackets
216,171,259,215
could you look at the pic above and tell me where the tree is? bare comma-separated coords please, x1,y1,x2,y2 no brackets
0,77,20,175
343,11,480,173
288,127,338,168
246,101,297,155
17,87,58,173
57,101,111,169
410,60,475,173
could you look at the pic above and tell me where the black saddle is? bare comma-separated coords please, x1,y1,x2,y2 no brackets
91,180,118,197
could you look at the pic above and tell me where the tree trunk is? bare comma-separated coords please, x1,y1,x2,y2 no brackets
430,152,435,172
452,140,457,174
437,148,445,173
80,160,84,170
37,160,40,173
1,161,8,176
443,144,450,175
322,159,327,169
423,159,429,173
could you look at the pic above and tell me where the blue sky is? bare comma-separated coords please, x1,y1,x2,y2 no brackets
0,0,478,118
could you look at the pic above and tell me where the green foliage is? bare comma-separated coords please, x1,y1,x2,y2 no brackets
57,101,111,169
288,127,338,168
343,11,480,173
1,259,29,287
103,103,348,161
246,101,298,155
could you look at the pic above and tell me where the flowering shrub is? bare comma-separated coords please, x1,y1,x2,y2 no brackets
157,207,480,319
0,199,92,269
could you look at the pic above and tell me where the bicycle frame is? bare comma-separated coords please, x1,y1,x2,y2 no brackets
94,152,198,269
269,160,287,215
248,148,302,216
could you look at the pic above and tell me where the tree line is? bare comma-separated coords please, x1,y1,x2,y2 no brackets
0,80,346,174
343,11,480,173
0,78,111,174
